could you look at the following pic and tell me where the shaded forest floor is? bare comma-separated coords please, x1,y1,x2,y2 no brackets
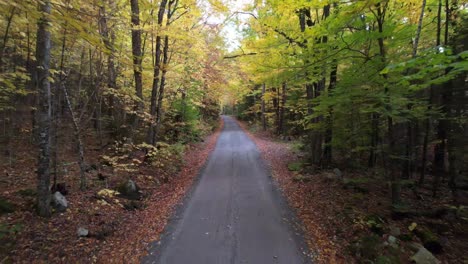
0,119,222,263
238,120,468,264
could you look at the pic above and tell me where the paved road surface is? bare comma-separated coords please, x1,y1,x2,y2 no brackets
143,116,308,264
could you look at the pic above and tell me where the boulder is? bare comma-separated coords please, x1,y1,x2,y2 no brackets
77,227,89,237
387,235,398,248
414,227,443,254
411,247,441,264
52,191,68,212
408,242,423,252
117,179,140,200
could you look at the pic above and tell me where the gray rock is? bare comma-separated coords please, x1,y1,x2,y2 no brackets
333,168,343,178
390,226,401,237
411,247,441,264
52,191,68,212
117,179,140,200
408,242,423,252
126,179,137,193
77,227,89,237
387,235,398,248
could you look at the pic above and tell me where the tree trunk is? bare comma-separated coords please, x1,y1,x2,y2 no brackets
153,35,170,143
35,0,52,217
261,83,266,131
98,1,118,121
375,1,401,205
62,83,87,191
420,0,441,185
323,61,337,167
402,0,426,179
273,87,279,133
0,6,15,71
147,0,168,145
368,114,379,167
278,82,286,135
129,0,143,137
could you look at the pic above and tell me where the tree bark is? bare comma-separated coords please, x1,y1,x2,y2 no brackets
153,34,169,143
147,0,169,145
273,87,279,133
323,61,337,167
35,0,52,217
98,0,118,120
0,6,15,71
129,0,143,137
278,82,286,135
153,0,177,144
261,83,266,131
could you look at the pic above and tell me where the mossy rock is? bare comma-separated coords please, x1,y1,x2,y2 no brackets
366,214,386,235
414,227,442,254
287,162,303,172
116,179,141,200
0,197,15,215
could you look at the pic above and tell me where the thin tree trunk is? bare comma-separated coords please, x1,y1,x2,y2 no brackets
261,83,266,131
412,0,426,57
98,1,118,119
35,0,52,217
147,0,169,145
62,83,87,191
420,0,441,185
375,1,401,205
401,0,426,179
368,114,379,167
0,6,15,71
52,26,68,188
273,87,279,133
433,0,451,197
278,82,286,135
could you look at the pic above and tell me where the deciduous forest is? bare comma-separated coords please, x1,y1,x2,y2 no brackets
0,0,466,263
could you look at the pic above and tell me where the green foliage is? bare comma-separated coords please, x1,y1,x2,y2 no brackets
0,223,22,240
287,162,304,172
163,98,203,144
